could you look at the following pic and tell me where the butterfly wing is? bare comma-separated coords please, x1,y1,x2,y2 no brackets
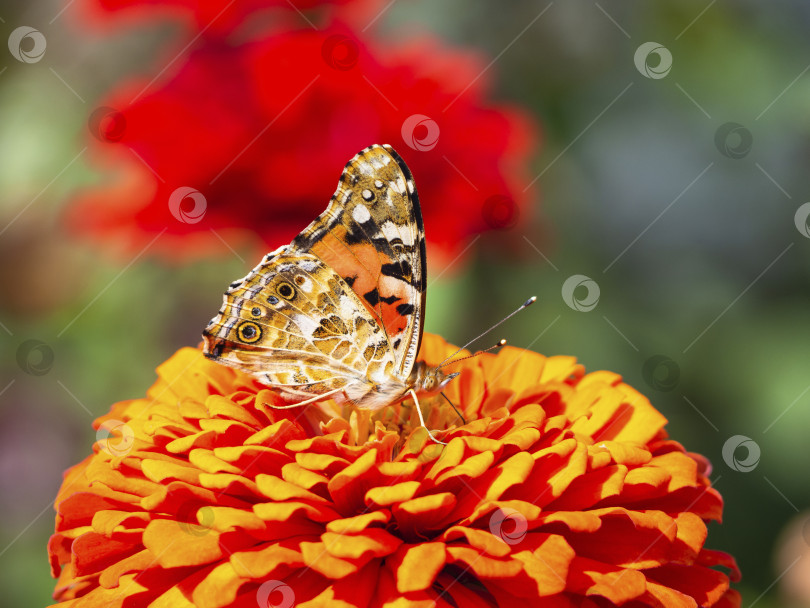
289,144,426,381
203,249,404,407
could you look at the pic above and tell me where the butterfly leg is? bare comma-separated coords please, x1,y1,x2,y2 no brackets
264,386,346,409
440,391,466,425
408,388,447,446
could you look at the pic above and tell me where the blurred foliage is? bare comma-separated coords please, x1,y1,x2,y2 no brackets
2,0,810,606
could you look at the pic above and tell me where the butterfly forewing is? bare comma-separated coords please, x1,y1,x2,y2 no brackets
290,144,426,380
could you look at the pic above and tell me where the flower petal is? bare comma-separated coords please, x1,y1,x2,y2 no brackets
388,542,447,593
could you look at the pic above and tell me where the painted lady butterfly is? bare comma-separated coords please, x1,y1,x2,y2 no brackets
203,144,458,437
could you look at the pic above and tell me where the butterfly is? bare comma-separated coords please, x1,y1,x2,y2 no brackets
202,144,460,439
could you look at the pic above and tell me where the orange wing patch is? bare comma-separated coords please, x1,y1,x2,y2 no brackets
291,144,426,379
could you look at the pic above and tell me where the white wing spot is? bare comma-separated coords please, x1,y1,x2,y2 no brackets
299,260,319,272
352,204,371,223
361,189,374,201
293,314,318,336
381,221,413,245
298,278,313,293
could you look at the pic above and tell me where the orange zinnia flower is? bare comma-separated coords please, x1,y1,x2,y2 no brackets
49,334,740,607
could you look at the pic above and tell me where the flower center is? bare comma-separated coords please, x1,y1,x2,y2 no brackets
367,393,466,450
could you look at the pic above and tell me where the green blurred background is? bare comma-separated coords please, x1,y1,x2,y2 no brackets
2,0,809,606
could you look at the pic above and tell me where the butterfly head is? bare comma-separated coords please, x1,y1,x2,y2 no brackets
409,362,459,396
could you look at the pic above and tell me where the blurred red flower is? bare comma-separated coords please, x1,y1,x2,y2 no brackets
78,0,364,34
68,26,537,265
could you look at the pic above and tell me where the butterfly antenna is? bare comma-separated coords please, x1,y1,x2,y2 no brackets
438,339,507,369
437,296,537,369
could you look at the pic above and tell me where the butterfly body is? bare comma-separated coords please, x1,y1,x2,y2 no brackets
203,145,457,412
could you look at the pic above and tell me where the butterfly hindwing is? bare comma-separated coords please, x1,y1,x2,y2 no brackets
204,249,398,402
290,144,426,380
